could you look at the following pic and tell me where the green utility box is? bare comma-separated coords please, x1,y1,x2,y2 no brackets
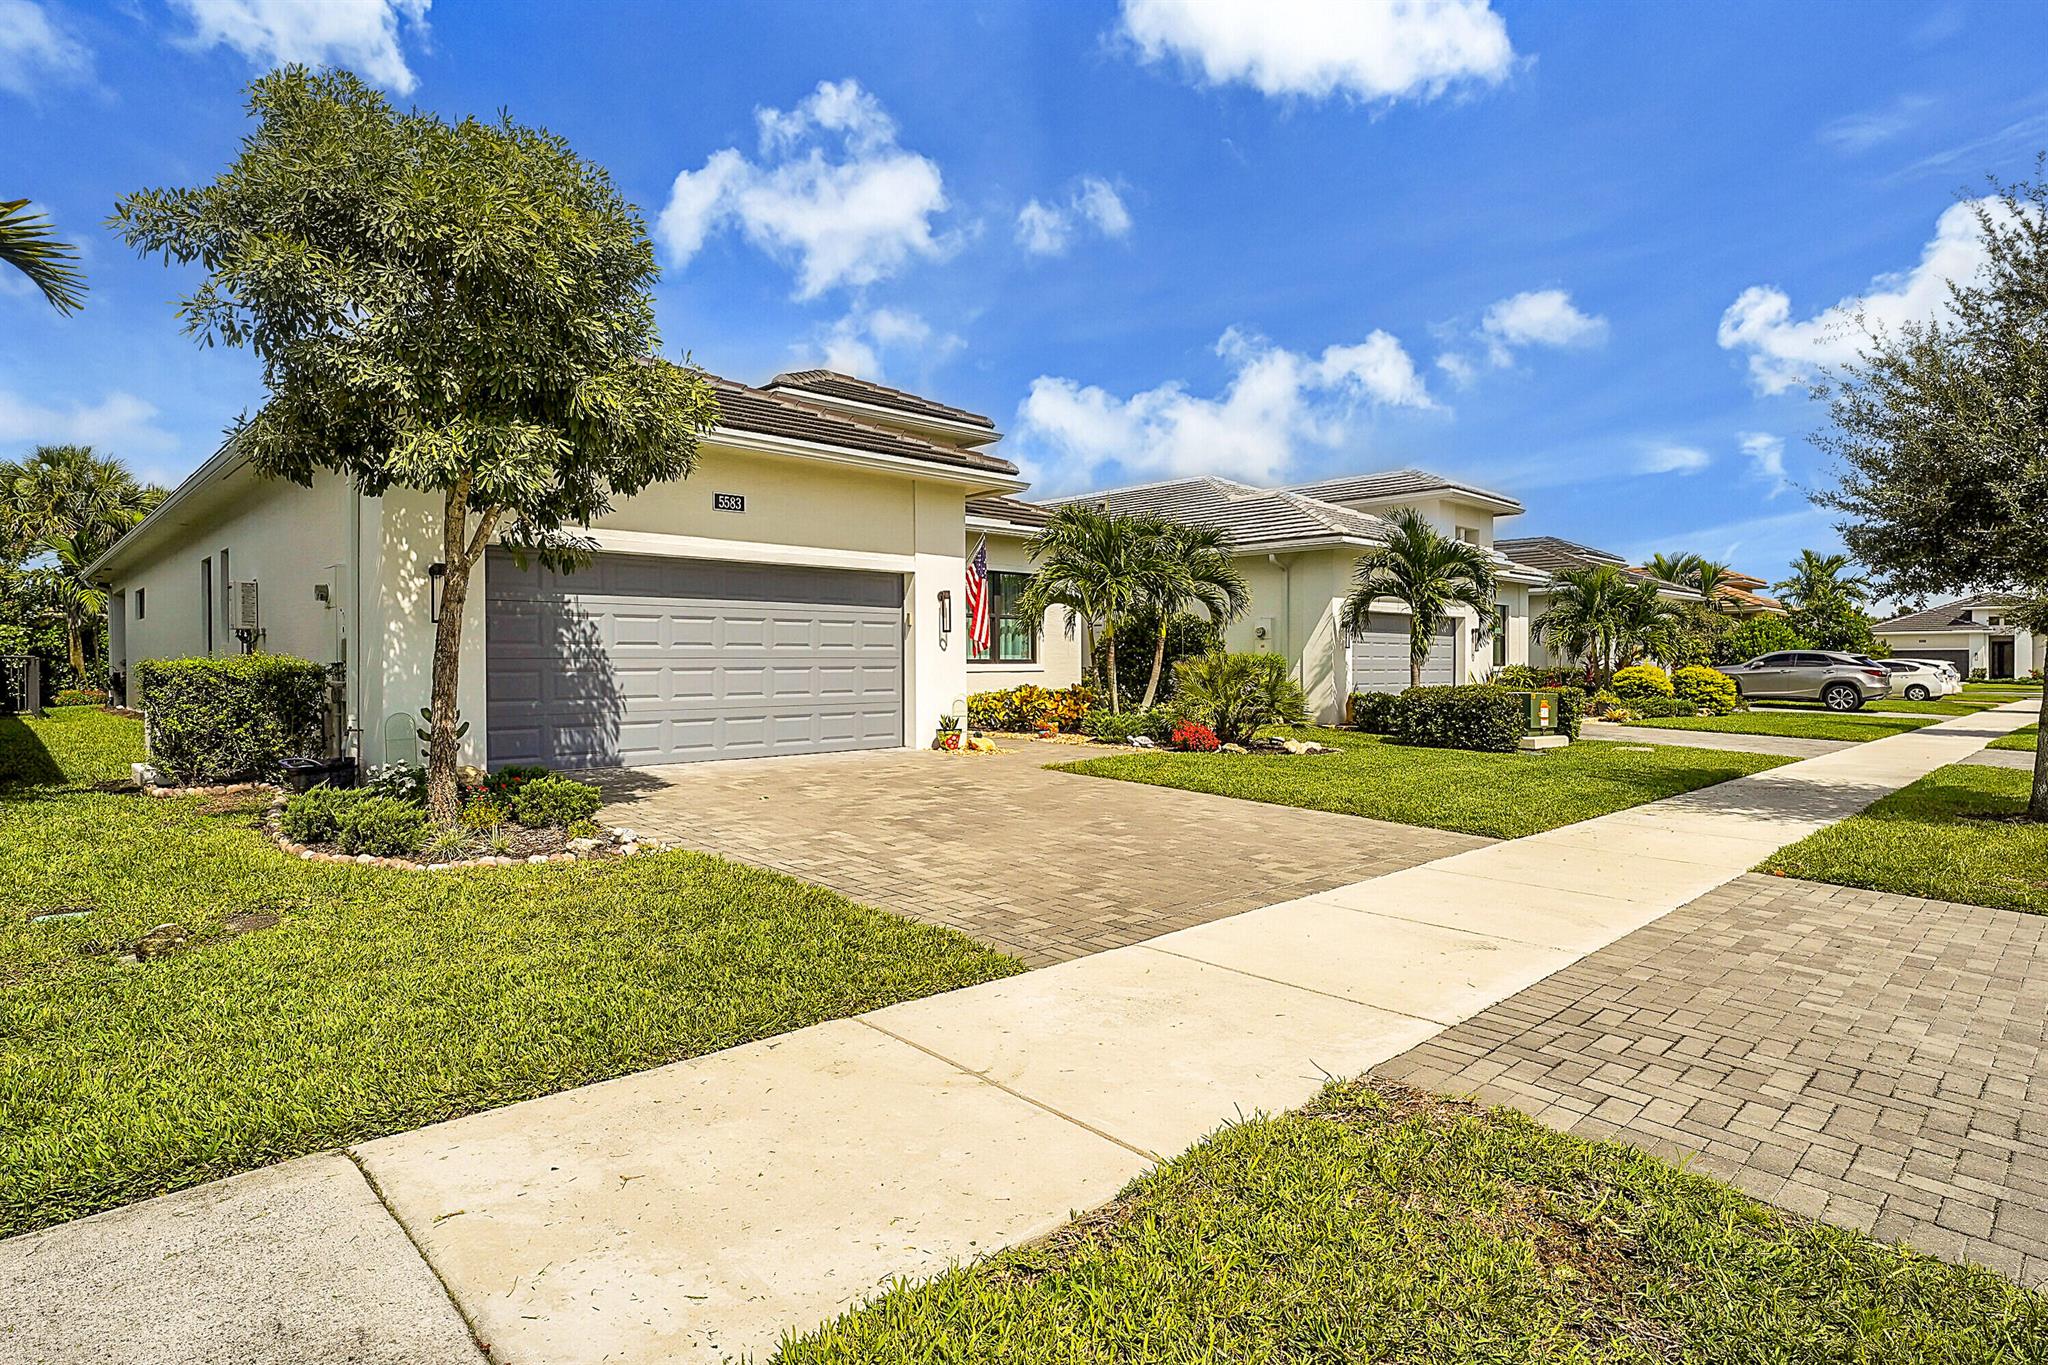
1509,689,1569,750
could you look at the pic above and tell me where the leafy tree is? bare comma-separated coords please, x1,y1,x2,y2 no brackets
1095,608,1220,712
1717,615,1809,664
1788,596,1882,655
0,446,161,683
0,198,84,313
1133,522,1248,709
1774,550,1872,608
1017,503,1162,712
113,68,717,821
1340,507,1497,689
1644,552,1699,589
1812,165,2048,815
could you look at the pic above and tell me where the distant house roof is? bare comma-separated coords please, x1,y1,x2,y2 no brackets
1875,593,2021,633
709,376,1015,477
1715,583,1785,614
1496,535,1696,595
765,369,997,432
1047,476,1394,549
1290,468,1523,513
965,493,1052,531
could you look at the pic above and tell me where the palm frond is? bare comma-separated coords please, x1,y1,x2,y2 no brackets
0,199,86,314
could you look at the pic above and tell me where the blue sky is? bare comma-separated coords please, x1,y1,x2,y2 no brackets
6,0,2047,586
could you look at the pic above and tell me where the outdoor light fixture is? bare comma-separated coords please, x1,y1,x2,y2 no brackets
428,562,447,623
937,589,953,634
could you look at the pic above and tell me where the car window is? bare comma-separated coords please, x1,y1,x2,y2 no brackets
1794,653,1836,666
1753,653,1791,666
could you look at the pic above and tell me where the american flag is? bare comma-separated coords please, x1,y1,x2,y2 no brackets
965,536,991,655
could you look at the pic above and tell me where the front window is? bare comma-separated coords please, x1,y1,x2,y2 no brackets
971,570,1037,664
1492,604,1507,667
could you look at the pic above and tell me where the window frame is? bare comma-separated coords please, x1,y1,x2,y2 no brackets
969,570,1038,665
1491,603,1508,667
201,557,214,654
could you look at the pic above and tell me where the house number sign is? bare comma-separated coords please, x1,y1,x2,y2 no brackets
714,493,746,512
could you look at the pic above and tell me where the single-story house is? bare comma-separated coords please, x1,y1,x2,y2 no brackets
1708,570,1786,618
88,369,1029,771
1873,594,2043,678
1490,535,1704,670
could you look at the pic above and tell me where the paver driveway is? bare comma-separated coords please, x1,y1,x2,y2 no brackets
1381,872,2048,1287
589,740,1489,965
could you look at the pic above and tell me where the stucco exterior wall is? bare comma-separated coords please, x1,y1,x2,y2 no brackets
966,530,1086,693
1877,629,2043,677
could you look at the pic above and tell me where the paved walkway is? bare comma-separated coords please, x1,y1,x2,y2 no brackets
4,702,2037,1363
1382,872,2048,1287
588,741,1487,966
1588,721,1850,759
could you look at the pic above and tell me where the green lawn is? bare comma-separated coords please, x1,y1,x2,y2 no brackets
0,710,1019,1236
1991,725,2039,753
776,1078,2044,1364
1055,728,1790,839
1763,764,2048,916
1754,697,1988,716
1618,710,1937,742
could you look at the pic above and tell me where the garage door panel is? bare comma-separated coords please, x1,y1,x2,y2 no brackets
486,549,904,768
1349,614,1456,694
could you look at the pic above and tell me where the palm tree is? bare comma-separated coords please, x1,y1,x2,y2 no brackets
1645,552,1700,588
1016,503,1160,712
1134,522,1249,709
1,199,85,313
1534,563,1632,679
0,446,161,682
1645,550,1734,610
1774,550,1871,608
1339,507,1497,689
1612,577,1687,668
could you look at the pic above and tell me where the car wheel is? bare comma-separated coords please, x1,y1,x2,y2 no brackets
1904,684,1931,701
1822,683,1862,712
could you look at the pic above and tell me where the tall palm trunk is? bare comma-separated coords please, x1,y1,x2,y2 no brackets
2031,681,2048,822
1410,656,1423,689
1140,624,1169,710
1103,624,1122,712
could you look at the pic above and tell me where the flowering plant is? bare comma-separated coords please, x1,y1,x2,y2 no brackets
1170,721,1220,752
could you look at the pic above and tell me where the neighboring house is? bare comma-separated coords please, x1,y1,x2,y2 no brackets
1492,535,1705,670
88,369,1028,771
1710,570,1785,618
1038,471,1546,722
1873,594,2044,678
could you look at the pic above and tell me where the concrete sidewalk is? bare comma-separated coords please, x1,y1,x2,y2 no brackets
5,701,2035,1365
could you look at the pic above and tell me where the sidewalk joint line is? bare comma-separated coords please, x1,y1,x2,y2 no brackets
1133,943,1461,1027
344,1148,499,1364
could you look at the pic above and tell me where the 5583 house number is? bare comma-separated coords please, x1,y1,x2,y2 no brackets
713,492,746,512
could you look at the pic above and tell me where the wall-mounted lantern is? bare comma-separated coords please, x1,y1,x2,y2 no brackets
937,588,953,635
428,562,447,623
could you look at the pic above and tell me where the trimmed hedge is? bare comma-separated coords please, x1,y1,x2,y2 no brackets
1348,691,1404,734
137,655,326,783
1610,664,1674,699
1549,685,1587,740
1673,665,1739,715
966,683,1097,732
1392,684,1525,753
1080,706,1172,744
510,774,603,828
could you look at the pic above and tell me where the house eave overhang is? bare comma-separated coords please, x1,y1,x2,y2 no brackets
84,438,250,582
966,514,1042,538
705,427,1026,494
758,386,1002,447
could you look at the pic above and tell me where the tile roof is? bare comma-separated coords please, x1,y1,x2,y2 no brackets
765,369,997,431
1290,468,1524,512
1046,477,1394,547
707,376,1016,476
1875,593,2021,633
1715,584,1785,613
1496,535,1696,594
965,493,1052,529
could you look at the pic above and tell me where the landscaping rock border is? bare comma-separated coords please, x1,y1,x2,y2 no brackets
257,792,664,871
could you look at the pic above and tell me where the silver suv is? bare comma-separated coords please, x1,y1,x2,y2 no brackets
1721,651,1895,711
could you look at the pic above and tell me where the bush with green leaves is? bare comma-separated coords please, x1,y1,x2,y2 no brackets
1609,663,1674,699
1080,707,1172,744
1488,664,1581,690
1673,665,1739,715
1625,695,1699,718
965,683,1098,732
1717,616,1810,664
51,688,108,707
334,794,428,856
280,785,355,844
1392,685,1525,753
1171,652,1309,747
1348,691,1405,734
510,774,603,828
365,762,427,805
1550,685,1587,740
137,654,326,783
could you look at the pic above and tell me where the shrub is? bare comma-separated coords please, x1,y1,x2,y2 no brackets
334,794,427,856
464,764,551,804
1673,665,1739,715
137,654,326,783
1589,689,1626,715
510,774,603,828
1080,706,1171,743
460,797,508,831
1549,685,1586,740
1348,691,1404,734
1169,721,1220,752
1627,695,1698,718
1718,616,1809,664
281,785,355,844
1171,652,1308,747
965,683,1098,732
1610,663,1674,699
364,762,427,805
1392,685,1524,753
51,688,108,707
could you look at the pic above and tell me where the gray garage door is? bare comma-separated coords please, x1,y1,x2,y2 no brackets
1891,647,1969,674
1350,615,1456,693
485,549,904,769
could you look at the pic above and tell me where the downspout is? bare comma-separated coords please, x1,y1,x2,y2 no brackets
1267,553,1293,671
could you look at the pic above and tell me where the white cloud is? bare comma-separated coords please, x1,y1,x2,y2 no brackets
1639,443,1710,476
1718,197,2016,395
0,389,178,459
1739,431,1790,498
1016,176,1132,257
1480,288,1607,364
798,307,961,382
171,0,430,95
1120,0,1514,103
1016,326,1433,492
1434,352,1477,387
1817,95,1934,154
658,79,952,300
0,0,90,98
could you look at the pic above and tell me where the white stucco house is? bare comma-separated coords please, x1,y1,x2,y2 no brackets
1874,594,2043,678
89,370,1029,771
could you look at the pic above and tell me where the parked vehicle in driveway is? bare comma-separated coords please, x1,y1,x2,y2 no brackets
1867,657,1958,700
1721,651,1895,711
1892,657,1964,696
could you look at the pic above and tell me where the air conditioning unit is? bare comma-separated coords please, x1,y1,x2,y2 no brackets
227,580,261,633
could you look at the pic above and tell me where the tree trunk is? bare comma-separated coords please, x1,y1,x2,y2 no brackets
1410,654,1423,689
1104,625,1121,712
1139,624,1168,710
64,619,85,686
2031,680,2048,822
423,482,500,826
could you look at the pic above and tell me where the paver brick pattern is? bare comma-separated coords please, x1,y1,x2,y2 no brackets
1380,872,2048,1286
590,741,1488,966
